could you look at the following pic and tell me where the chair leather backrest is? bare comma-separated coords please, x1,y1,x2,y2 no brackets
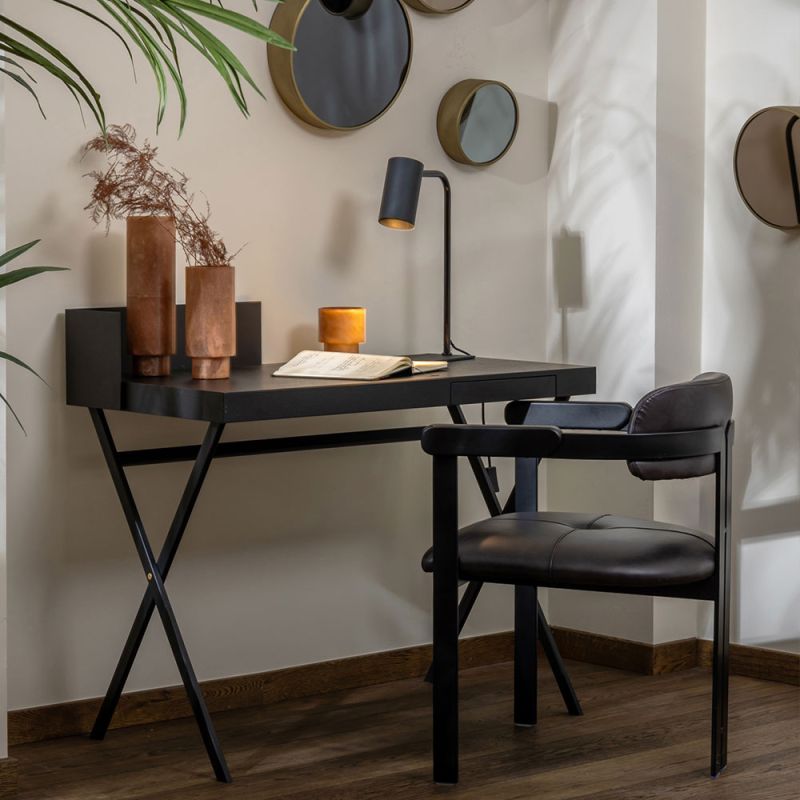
627,373,733,481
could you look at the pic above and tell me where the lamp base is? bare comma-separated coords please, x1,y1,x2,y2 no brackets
409,352,476,362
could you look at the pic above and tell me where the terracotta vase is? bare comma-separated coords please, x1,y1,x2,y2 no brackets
126,216,176,376
185,265,236,380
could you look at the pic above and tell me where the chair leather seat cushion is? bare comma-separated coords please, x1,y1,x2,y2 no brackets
421,512,716,588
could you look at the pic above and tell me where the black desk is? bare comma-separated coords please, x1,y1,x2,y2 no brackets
66,303,596,783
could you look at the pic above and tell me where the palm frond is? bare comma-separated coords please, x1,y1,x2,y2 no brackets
0,68,46,117
1,0,293,133
0,14,106,129
51,0,137,81
0,239,41,268
0,265,69,290
0,240,68,433
0,351,46,385
0,392,26,436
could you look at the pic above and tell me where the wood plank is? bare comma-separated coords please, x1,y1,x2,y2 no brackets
8,631,513,747
551,627,697,675
11,630,796,749
10,660,799,800
697,640,800,686
0,758,17,800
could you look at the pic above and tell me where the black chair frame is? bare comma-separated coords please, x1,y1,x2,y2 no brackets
422,407,734,785
429,401,634,678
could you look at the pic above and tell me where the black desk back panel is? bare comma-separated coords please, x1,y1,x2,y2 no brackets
66,302,262,410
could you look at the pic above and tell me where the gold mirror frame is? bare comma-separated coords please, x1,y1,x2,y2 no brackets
404,0,475,13
437,79,519,167
734,105,800,230
268,0,413,131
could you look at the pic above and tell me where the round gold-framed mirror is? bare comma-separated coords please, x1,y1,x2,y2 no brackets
437,79,519,166
268,0,413,131
404,0,475,13
734,106,800,230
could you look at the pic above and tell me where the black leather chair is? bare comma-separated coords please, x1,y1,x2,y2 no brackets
421,373,734,784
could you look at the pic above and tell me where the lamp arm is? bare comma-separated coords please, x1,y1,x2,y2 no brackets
423,170,452,356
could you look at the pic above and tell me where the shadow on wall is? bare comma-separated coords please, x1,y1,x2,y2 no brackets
702,60,800,651
546,3,658,403
552,227,586,363
733,223,800,651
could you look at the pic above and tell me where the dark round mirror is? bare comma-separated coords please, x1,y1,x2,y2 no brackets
734,106,800,230
268,0,412,131
437,80,519,166
404,0,474,13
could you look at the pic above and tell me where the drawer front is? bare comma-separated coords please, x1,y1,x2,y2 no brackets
450,375,556,406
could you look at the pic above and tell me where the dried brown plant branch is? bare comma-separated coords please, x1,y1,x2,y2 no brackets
84,124,235,266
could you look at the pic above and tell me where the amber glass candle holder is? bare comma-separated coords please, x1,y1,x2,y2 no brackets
318,307,366,353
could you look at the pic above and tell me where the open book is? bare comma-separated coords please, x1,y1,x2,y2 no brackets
273,351,448,381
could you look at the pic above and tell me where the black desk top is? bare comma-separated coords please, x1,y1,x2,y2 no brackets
123,358,595,423
65,304,596,423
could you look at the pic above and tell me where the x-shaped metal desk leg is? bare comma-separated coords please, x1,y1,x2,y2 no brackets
88,409,231,783
431,407,582,717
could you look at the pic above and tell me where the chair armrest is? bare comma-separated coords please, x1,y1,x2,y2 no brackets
421,424,725,461
421,424,562,457
553,428,725,461
505,400,633,430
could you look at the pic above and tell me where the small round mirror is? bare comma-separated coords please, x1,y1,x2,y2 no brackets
437,80,519,166
404,0,474,13
734,106,800,230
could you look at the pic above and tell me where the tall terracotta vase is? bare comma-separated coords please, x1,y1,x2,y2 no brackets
185,266,236,380
126,216,176,376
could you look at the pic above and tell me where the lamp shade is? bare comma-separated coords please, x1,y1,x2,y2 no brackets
379,156,424,230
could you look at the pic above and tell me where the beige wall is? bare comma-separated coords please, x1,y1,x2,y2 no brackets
701,0,800,652
545,0,799,652
4,1,551,709
545,0,659,643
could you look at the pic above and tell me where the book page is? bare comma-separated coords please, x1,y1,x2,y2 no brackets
412,360,447,374
273,351,411,381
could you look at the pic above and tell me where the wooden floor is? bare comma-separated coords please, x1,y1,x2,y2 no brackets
12,659,799,800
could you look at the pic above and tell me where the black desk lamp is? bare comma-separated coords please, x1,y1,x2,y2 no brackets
379,156,474,361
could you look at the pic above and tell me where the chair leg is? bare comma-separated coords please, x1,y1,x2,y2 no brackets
433,571,459,783
711,590,730,778
711,421,733,778
432,456,460,785
711,596,731,776
514,585,538,727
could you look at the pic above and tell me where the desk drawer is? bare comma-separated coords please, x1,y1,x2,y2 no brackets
450,375,556,406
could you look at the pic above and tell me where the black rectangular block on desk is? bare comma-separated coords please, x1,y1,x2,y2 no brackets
66,302,262,411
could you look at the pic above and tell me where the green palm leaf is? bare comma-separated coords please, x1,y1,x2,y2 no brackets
0,31,105,130
0,239,41,268
51,0,137,80
0,392,26,436
0,240,68,433
0,68,46,117
0,265,69,290
0,351,46,384
1,0,293,133
0,14,106,129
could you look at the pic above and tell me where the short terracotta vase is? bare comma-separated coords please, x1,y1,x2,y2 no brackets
185,265,236,380
126,216,176,376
